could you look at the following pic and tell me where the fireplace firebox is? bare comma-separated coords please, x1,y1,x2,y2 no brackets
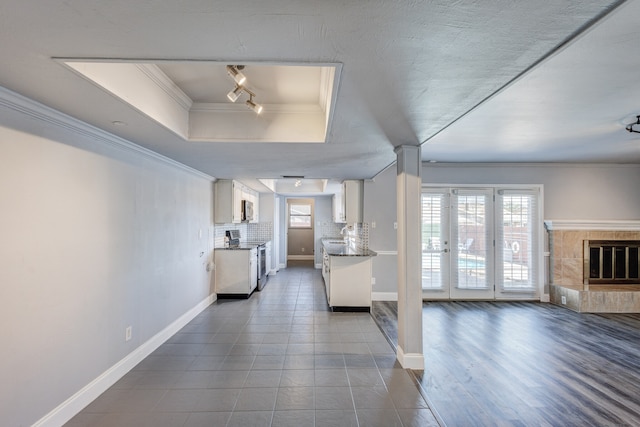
584,240,640,285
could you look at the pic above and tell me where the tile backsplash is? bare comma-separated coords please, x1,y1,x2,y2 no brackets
214,222,273,247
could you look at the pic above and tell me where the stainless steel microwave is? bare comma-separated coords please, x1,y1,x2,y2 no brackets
241,200,254,222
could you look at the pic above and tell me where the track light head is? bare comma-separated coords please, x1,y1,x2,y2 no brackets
226,65,246,86
227,85,243,102
246,96,263,114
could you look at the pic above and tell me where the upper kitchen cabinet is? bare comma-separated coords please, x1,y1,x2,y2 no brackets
215,180,259,223
333,180,363,223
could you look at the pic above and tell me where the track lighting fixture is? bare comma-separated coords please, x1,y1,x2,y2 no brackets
626,115,640,134
246,94,263,114
226,85,243,102
226,65,246,86
224,65,263,114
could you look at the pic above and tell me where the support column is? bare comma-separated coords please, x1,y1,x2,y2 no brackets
395,145,424,369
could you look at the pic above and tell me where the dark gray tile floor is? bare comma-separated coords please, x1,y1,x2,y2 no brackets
65,261,438,427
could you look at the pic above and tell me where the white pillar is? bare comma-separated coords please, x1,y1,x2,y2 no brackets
395,145,424,369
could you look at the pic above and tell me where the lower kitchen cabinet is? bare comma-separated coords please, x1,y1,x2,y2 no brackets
322,250,372,310
214,248,257,297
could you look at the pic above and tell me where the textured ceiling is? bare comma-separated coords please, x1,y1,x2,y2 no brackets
0,0,634,182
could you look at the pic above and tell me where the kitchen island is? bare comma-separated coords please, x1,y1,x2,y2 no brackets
321,239,377,311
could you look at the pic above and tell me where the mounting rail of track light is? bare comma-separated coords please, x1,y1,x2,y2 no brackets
225,65,263,114
626,115,640,134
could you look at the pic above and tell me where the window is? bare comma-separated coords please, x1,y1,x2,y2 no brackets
289,203,312,228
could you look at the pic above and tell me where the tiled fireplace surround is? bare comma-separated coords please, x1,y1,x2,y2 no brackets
546,220,640,313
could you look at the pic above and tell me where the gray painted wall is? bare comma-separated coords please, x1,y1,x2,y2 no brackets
0,105,213,426
259,193,279,272
362,162,640,296
364,166,398,294
314,196,333,267
423,163,640,220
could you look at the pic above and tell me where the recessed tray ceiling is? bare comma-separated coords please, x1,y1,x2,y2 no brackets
60,60,341,144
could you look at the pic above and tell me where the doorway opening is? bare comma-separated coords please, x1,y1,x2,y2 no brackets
286,198,315,262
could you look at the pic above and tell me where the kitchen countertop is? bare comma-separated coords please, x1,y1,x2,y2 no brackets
215,240,269,250
322,239,377,257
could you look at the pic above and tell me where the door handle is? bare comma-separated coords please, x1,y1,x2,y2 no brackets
441,248,448,253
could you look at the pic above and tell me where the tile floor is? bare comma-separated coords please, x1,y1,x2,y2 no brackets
65,261,438,427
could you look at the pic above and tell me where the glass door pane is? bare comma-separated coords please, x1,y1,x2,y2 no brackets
450,189,495,299
496,190,538,297
422,190,450,298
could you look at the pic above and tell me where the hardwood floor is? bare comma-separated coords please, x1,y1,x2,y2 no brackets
372,301,640,426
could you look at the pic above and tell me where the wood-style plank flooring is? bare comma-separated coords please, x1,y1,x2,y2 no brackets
372,301,640,427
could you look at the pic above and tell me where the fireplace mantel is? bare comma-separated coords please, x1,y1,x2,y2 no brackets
544,220,640,231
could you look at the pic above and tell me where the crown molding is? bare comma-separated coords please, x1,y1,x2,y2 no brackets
544,220,640,231
0,85,213,181
136,64,193,111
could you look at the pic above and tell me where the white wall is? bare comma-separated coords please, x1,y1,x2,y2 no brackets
0,91,214,426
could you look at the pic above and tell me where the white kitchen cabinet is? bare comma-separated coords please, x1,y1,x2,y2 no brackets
215,180,259,223
215,180,242,223
214,248,258,296
332,192,345,223
333,180,363,223
322,253,372,310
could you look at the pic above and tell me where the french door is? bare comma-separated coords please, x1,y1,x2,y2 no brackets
422,187,540,300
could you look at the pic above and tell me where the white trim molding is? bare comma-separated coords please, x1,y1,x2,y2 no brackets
544,220,640,231
0,85,213,181
397,345,425,370
287,255,314,261
371,250,398,256
33,294,216,427
372,292,398,301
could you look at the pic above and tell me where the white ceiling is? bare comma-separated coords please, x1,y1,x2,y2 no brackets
0,0,637,183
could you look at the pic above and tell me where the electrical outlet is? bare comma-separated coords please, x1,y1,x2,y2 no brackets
393,222,398,229
561,296,567,305
371,222,376,229
125,326,132,341
301,247,305,252
371,277,376,285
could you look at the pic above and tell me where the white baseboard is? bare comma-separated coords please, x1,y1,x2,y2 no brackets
540,294,550,303
268,269,278,276
372,292,398,301
279,263,286,269
315,263,322,269
397,345,425,370
287,255,314,260
33,294,216,427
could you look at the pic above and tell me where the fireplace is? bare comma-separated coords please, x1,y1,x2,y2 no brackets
584,240,640,285
544,220,640,313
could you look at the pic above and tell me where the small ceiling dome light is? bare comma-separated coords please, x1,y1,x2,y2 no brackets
626,115,640,133
246,95,263,114
227,85,243,102
226,65,246,86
